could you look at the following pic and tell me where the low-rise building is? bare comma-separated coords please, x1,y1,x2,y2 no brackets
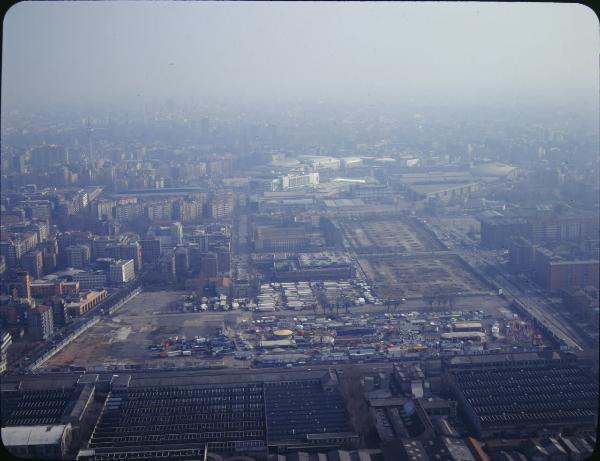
64,290,108,316
72,271,108,290
1,424,72,460
399,172,481,203
254,225,315,252
446,353,598,438
30,280,64,299
281,172,319,190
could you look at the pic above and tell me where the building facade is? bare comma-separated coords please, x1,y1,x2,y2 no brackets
27,305,54,340
109,259,135,284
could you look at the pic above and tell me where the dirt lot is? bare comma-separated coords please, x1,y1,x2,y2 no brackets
433,216,481,235
338,217,445,254
358,254,493,300
41,291,251,370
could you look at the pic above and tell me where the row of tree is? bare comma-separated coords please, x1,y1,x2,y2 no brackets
338,365,377,447
422,285,460,311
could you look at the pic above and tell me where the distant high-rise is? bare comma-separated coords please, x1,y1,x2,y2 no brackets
173,199,203,223
42,250,57,274
29,145,68,171
188,244,203,273
144,201,172,221
174,246,189,281
21,249,44,280
15,271,31,300
109,259,136,284
200,252,218,278
27,305,54,340
105,242,142,272
92,236,115,260
65,244,91,269
140,239,162,267
171,222,184,245
211,190,234,219
0,239,25,268
158,251,176,281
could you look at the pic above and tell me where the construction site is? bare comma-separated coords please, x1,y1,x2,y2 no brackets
357,253,492,300
336,216,446,254
39,291,247,371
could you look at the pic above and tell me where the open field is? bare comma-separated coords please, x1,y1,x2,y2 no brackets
434,216,480,234
338,217,445,254
358,253,493,300
41,291,250,370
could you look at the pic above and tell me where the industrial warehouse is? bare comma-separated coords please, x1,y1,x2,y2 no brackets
446,353,598,439
1,351,596,461
2,369,359,460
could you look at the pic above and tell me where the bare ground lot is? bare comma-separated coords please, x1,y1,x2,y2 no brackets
433,216,481,236
358,254,493,300
338,218,445,254
41,291,250,370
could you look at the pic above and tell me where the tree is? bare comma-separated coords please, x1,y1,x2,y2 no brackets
223,316,236,332
338,365,375,447
339,295,351,315
436,285,458,312
329,303,336,316
385,298,392,314
437,294,447,310
440,293,448,307
396,289,406,313
424,294,435,312
447,291,457,310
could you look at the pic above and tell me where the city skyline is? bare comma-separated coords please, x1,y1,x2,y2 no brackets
0,3,598,461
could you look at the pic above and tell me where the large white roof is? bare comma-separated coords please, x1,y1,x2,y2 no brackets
1,424,69,446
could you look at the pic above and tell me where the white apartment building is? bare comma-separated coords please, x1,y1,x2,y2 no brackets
109,259,135,284
281,172,319,190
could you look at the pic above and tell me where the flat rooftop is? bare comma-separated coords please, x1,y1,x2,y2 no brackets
451,363,598,432
1,424,70,446
84,374,355,457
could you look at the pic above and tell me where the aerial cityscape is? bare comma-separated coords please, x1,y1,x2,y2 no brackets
0,2,598,461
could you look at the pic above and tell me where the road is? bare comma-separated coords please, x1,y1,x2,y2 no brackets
2,360,394,382
425,217,588,352
479,261,586,351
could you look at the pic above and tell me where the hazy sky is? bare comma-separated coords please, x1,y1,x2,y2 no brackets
2,1,599,112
